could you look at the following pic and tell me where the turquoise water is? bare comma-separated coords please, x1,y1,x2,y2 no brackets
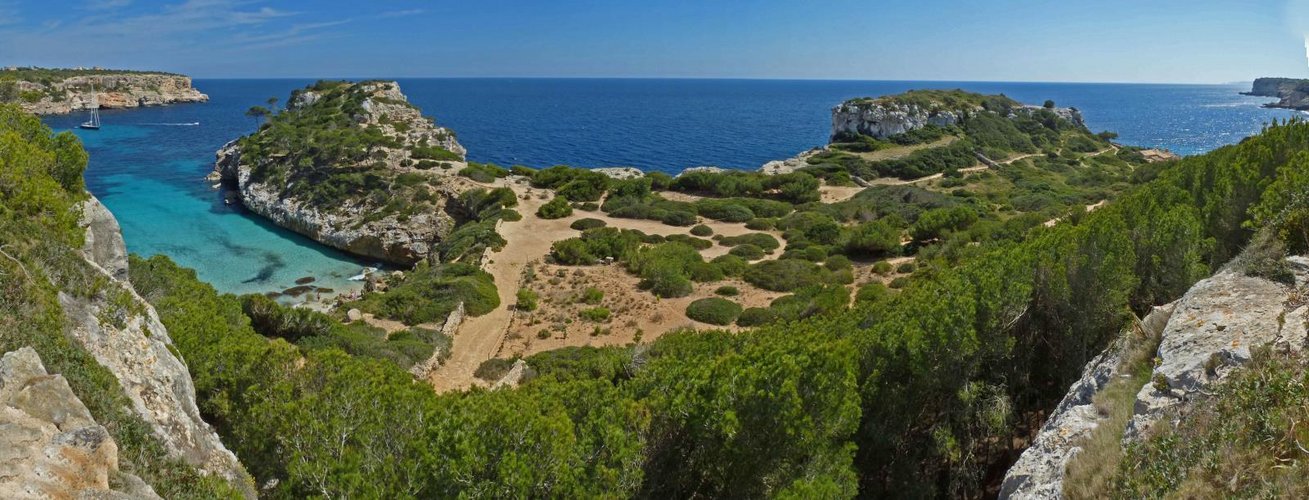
42,79,1300,298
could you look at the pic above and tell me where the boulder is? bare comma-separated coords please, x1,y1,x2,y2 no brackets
0,347,161,499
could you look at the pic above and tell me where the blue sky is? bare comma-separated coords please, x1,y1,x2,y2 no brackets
0,0,1306,82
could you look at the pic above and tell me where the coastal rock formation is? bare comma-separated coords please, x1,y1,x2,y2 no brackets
830,91,1083,141
999,303,1174,499
3,71,207,115
831,99,967,140
999,257,1309,498
1243,77,1309,110
0,347,162,499
59,195,255,497
212,81,471,265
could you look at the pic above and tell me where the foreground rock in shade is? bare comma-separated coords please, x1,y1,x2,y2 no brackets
57,195,256,497
2,70,207,115
999,257,1309,499
0,347,161,499
212,80,474,265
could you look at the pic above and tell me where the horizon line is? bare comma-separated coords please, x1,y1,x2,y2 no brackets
184,75,1255,86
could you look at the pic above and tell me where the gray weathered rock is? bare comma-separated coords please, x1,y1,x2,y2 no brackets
79,196,129,281
1001,256,1309,498
0,347,161,499
999,302,1175,500
831,100,966,140
492,359,532,390
593,167,644,180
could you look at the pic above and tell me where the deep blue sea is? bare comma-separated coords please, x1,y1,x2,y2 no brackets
41,79,1301,298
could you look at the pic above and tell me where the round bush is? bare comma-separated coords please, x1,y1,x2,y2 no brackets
711,254,750,277
896,262,917,274
888,276,910,289
744,259,829,292
690,224,714,237
570,218,607,231
714,285,739,296
872,261,893,275
685,297,742,326
537,196,573,219
855,282,890,303
659,210,698,227
736,307,777,327
745,218,776,230
728,244,766,261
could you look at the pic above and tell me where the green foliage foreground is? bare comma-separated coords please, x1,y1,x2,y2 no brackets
133,119,1307,498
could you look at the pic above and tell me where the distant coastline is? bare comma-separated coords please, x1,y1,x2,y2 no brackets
0,66,207,115
1243,77,1309,110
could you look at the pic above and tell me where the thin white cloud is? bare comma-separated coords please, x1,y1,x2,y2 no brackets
376,9,424,19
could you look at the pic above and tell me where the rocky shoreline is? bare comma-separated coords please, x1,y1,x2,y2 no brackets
211,81,468,266
6,72,208,115
1243,77,1309,110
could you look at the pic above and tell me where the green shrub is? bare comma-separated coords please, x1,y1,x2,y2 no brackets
855,282,891,303
516,288,539,311
842,219,903,256
872,261,893,275
685,298,743,325
715,285,739,296
888,276,910,289
659,210,698,226
579,287,604,305
473,357,518,381
459,163,508,183
240,294,334,342
665,234,713,250
717,233,780,252
580,307,611,322
690,224,714,237
538,196,574,219
570,218,607,231
354,262,499,324
896,262,917,274
745,218,776,230
711,254,750,277
744,259,831,292
728,244,766,260
736,307,777,327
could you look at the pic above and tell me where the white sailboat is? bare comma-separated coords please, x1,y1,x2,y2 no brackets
79,84,100,130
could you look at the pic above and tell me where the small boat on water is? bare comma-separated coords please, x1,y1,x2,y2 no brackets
79,84,101,130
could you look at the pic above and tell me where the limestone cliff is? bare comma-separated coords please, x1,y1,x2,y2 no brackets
57,196,255,497
0,347,161,499
1243,77,1309,110
830,90,1083,141
999,256,1309,499
2,70,207,115
212,80,475,265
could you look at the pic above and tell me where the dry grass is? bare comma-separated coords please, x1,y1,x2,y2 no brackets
1062,316,1164,499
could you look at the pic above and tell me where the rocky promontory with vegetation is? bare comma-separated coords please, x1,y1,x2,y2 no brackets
1244,77,1309,110
0,67,207,115
213,80,474,265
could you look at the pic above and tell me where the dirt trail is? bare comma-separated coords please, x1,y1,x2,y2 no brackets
1042,199,1108,228
428,180,788,392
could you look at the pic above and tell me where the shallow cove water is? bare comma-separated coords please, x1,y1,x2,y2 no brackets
44,79,1299,298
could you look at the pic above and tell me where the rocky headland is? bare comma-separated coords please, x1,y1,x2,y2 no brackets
212,80,476,265
0,68,207,115
1243,77,1309,110
830,89,1083,140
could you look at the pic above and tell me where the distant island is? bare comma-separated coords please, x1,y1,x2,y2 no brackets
1243,77,1309,110
0,66,207,115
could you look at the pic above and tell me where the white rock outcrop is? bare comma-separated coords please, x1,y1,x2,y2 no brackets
14,73,207,115
1000,257,1309,499
56,196,255,497
831,100,966,140
212,81,467,265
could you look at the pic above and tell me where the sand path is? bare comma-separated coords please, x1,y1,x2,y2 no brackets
428,180,789,392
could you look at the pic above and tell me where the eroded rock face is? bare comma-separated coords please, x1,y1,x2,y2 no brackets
50,195,255,497
212,81,467,265
999,303,1175,500
79,196,129,281
14,73,207,115
1000,256,1309,499
0,347,161,499
831,100,966,140
1244,77,1309,110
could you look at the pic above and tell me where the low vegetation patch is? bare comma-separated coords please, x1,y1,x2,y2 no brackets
685,297,743,325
